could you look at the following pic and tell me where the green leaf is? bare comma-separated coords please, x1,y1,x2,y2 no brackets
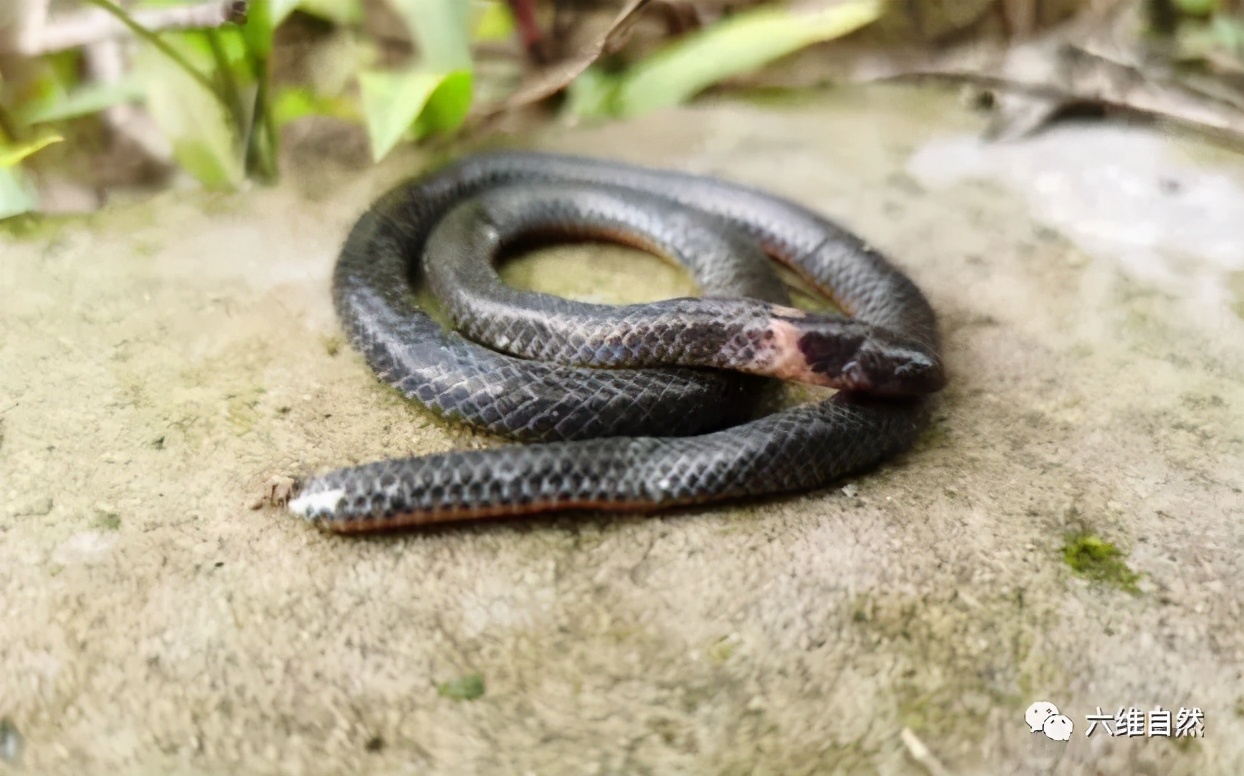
7,52,81,118
1211,14,1244,50
133,41,245,189
564,67,620,118
270,0,299,23
0,166,39,220
353,0,475,160
269,0,303,25
413,70,473,137
272,86,358,126
205,27,252,70
0,136,64,168
359,67,471,161
17,79,144,124
471,0,515,42
576,0,884,119
1174,0,1218,16
238,0,276,57
390,0,472,70
82,0,223,98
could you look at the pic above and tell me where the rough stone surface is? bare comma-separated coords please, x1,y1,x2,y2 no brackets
1,87,1242,775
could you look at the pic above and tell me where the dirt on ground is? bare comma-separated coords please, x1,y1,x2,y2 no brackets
2,86,1242,775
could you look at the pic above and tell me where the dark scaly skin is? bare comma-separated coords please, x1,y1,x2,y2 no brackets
294,399,929,533
425,184,939,394
324,181,785,443
290,152,945,531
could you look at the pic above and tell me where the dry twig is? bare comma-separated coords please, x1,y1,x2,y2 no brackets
857,2,1244,143
475,0,652,116
1,0,247,56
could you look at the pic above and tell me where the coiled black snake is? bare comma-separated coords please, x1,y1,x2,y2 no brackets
288,152,945,532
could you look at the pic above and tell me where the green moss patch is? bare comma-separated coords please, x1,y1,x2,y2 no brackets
1062,533,1140,594
438,673,485,701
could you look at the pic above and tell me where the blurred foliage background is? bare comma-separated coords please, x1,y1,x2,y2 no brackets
0,0,1241,219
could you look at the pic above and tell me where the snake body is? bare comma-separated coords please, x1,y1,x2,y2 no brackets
289,152,945,532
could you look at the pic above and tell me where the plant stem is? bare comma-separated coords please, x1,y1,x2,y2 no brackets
203,28,245,131
246,56,278,182
80,0,220,98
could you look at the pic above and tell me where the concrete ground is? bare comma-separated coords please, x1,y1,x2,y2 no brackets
2,86,1242,775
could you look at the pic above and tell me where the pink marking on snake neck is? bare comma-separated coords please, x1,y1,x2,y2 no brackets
767,319,834,387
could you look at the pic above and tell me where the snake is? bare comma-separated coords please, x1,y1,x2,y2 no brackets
288,151,945,532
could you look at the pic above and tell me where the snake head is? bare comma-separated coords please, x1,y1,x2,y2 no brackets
796,323,946,397
846,336,945,396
